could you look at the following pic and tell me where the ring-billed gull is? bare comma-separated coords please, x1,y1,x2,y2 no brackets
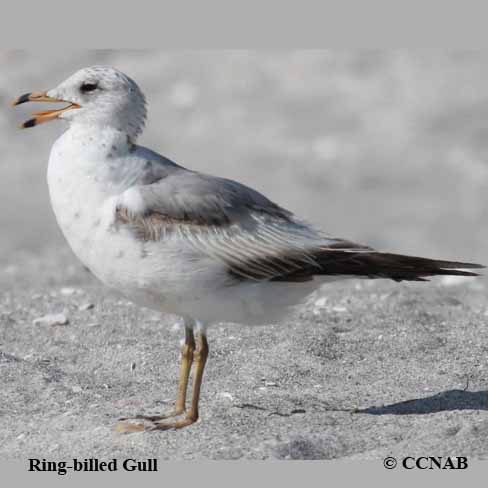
12,66,483,432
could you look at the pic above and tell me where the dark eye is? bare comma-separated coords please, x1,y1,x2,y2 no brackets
80,82,98,93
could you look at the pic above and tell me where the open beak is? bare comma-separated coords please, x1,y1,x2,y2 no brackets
12,91,80,128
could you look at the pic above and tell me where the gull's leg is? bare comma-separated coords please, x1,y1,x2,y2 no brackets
172,324,196,415
116,320,196,432
149,322,209,430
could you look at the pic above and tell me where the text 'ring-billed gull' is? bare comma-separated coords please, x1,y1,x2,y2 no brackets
12,66,484,432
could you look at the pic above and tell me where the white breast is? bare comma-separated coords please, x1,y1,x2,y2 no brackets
46,128,227,316
48,130,115,273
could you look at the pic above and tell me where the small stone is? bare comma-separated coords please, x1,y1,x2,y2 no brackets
219,392,234,401
60,287,77,296
78,303,95,311
332,306,347,313
33,313,69,326
314,297,327,308
72,386,82,393
130,362,136,371
87,322,100,327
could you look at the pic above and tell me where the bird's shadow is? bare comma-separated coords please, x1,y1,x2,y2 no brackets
357,389,488,415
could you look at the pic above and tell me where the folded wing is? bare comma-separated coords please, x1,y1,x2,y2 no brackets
114,169,483,283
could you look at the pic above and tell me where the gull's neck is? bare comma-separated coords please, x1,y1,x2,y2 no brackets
49,123,141,201
57,123,134,160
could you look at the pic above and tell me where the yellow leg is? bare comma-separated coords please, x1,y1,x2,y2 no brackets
174,326,196,414
116,325,198,433
149,329,208,430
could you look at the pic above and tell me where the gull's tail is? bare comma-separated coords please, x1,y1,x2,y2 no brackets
310,251,484,282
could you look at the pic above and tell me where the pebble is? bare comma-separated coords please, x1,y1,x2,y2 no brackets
218,392,234,401
72,386,82,393
130,362,136,371
60,287,77,296
78,303,95,311
33,313,69,326
314,297,327,308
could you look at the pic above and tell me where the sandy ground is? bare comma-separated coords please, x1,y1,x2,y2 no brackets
2,51,488,460
1,253,488,460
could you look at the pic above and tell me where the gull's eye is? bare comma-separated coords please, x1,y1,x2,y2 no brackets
80,82,98,93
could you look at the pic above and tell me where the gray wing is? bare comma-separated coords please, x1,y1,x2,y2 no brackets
114,167,371,282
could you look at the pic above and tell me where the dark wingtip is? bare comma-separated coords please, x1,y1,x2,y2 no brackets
451,262,485,270
21,118,37,129
12,92,32,107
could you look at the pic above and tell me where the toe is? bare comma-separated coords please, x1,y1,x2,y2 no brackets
115,421,146,433
149,417,197,431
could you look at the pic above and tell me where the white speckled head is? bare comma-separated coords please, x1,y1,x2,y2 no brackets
48,66,147,141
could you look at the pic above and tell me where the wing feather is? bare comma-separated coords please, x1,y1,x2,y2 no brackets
115,201,368,282
113,166,482,283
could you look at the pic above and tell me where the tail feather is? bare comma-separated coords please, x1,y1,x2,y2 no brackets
271,249,484,282
315,251,484,282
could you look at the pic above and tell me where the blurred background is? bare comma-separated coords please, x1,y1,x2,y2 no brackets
1,50,488,280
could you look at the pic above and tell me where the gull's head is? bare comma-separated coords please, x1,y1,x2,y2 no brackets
13,66,147,140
